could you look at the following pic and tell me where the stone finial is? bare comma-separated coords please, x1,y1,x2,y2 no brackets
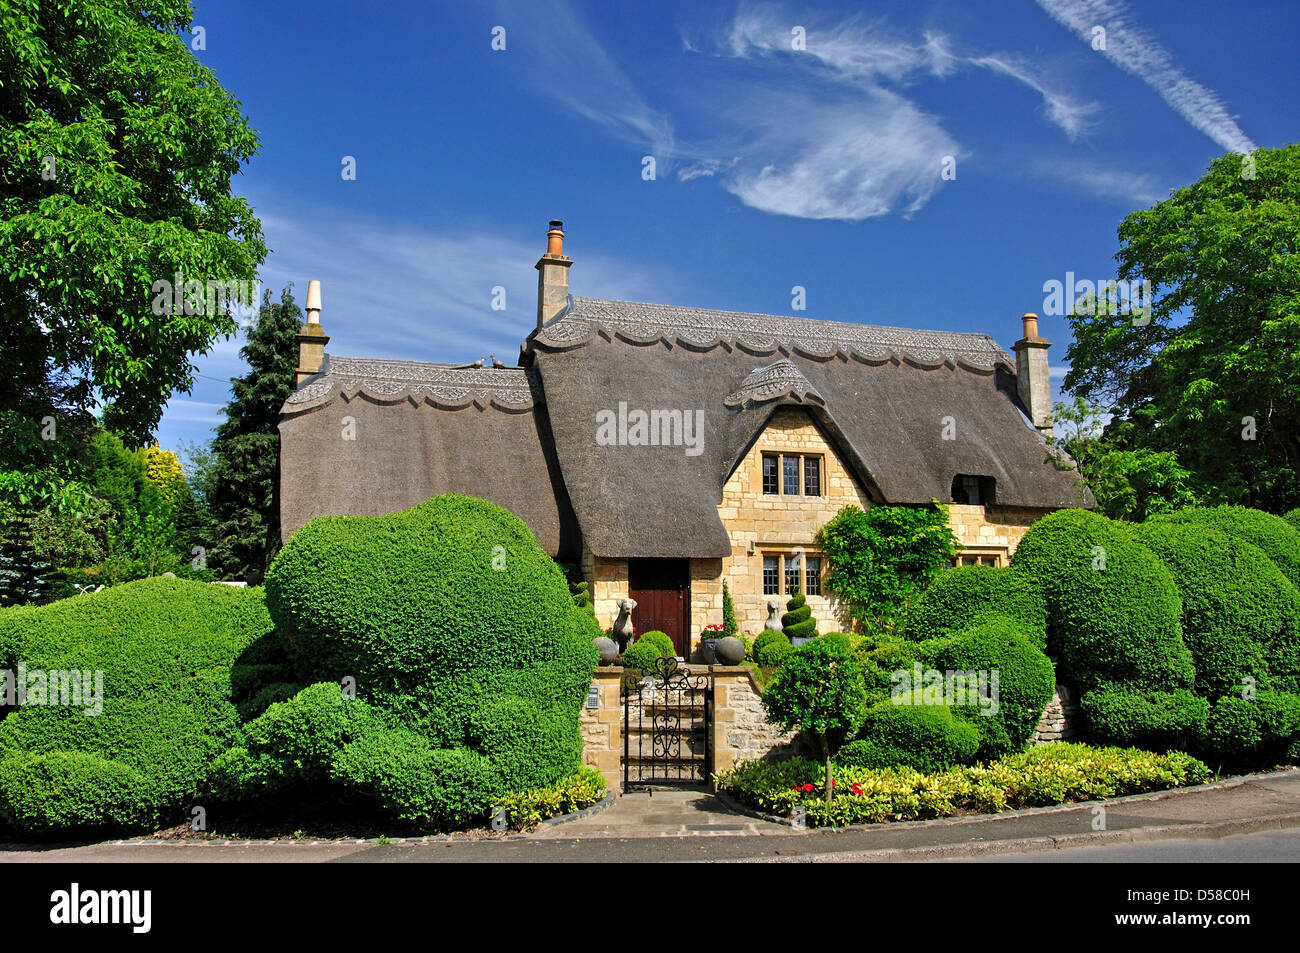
764,598,784,631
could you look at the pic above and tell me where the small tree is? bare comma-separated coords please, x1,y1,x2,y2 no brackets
762,639,868,803
782,585,818,641
721,579,738,639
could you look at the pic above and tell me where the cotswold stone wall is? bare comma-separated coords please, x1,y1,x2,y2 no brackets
1033,682,1083,744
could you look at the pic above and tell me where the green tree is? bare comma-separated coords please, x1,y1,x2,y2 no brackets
762,639,868,803
1063,144,1300,512
816,503,959,634
721,579,738,640
207,287,302,582
0,0,267,443
1049,396,1199,521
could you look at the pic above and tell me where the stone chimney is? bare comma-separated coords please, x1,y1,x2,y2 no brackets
295,279,329,386
1012,312,1052,437
535,219,572,329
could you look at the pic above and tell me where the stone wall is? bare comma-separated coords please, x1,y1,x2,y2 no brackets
1033,682,1082,744
579,668,624,792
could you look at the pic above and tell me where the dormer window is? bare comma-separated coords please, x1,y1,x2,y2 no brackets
952,474,995,506
762,453,823,497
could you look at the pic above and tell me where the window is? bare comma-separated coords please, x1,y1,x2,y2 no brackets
952,474,995,506
761,454,824,497
804,557,822,596
948,551,1003,568
803,457,821,496
783,456,799,495
762,552,824,596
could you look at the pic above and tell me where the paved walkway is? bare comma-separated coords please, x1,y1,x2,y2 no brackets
3,770,1299,862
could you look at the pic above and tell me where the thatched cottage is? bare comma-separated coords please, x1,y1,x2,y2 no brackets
280,222,1087,657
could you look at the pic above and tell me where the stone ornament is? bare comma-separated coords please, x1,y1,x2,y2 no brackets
612,597,637,652
764,598,783,631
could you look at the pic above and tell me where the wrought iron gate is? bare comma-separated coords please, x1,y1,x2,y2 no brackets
623,657,712,789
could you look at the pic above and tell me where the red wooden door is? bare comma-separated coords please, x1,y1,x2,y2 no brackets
628,559,691,658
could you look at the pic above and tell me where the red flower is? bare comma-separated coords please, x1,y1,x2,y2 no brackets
800,783,814,792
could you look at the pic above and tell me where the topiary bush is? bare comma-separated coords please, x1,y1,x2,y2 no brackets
260,494,599,827
635,630,676,659
782,588,818,641
902,565,1046,648
840,696,981,773
918,615,1055,760
1199,691,1300,769
0,577,274,837
621,636,673,673
1129,521,1300,696
1079,687,1209,753
1157,505,1300,591
1010,509,1193,694
753,629,794,668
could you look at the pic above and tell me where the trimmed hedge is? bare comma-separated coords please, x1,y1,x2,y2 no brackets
1157,505,1300,591
1130,522,1300,696
1010,509,1193,694
919,615,1055,759
0,577,274,836
1080,687,1210,753
620,637,673,673
902,565,1047,648
1200,692,1300,768
839,698,981,773
752,630,794,668
635,630,676,658
260,494,598,825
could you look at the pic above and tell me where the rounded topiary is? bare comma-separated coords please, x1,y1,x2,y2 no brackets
1157,505,1300,591
1010,509,1193,694
262,494,599,820
1130,521,1300,696
621,637,672,673
918,614,1055,759
1198,691,1300,767
782,589,818,641
0,577,274,837
840,697,981,773
903,565,1047,648
635,630,676,659
753,629,794,667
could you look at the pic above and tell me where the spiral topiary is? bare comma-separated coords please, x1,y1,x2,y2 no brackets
782,588,818,641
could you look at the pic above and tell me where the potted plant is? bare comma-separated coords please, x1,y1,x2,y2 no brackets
699,623,725,663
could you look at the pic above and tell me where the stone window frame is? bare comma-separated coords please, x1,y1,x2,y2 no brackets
947,548,1006,569
760,546,824,596
759,452,825,498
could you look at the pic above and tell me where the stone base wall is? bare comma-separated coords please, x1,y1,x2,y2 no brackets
1033,682,1082,744
579,668,625,792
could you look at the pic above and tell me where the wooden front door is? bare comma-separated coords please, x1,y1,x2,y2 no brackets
628,559,691,658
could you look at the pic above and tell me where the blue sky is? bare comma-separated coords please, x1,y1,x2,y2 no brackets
158,0,1298,452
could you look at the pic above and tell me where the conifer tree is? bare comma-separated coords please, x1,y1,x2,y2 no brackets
206,286,301,582
722,579,738,639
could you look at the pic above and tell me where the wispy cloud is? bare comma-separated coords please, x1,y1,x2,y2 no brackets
969,54,1101,140
1029,157,1166,204
1034,0,1255,153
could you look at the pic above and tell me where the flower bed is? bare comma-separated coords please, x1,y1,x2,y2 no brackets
499,766,608,831
714,743,1212,828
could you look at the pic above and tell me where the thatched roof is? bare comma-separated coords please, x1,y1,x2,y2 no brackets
279,296,1086,559
522,297,1086,558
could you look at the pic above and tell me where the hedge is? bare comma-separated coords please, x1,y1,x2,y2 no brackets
634,630,675,658
621,637,673,673
1010,509,1193,694
918,615,1055,759
1200,692,1300,768
902,565,1047,648
0,577,274,836
1157,505,1300,591
838,698,981,773
1080,687,1209,753
261,494,599,825
1130,521,1300,696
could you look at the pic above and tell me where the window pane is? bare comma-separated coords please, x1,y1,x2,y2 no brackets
963,475,982,506
783,456,799,495
804,456,821,496
805,557,821,596
763,556,779,595
784,555,801,594
762,455,779,494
